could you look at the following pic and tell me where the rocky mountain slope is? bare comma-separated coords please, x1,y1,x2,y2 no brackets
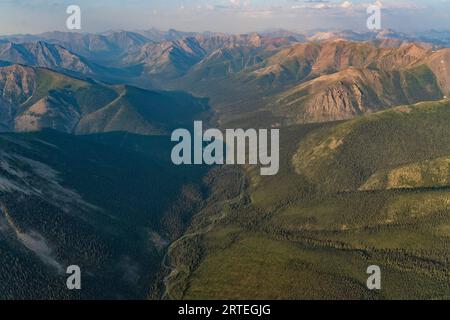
165,39,449,124
0,64,208,134
0,41,97,76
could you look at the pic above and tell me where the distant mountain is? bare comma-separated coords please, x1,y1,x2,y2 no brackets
124,37,207,78
0,41,97,75
301,28,450,49
177,40,449,124
263,28,383,43
1,30,448,134
277,65,442,123
246,41,430,85
426,48,450,95
260,29,307,42
0,29,212,64
259,42,446,122
412,30,450,47
0,64,208,134
194,33,295,51
136,28,200,42
182,46,267,82
305,29,420,43
123,33,296,81
0,31,153,63
306,30,372,42
100,30,152,50
38,31,145,61
3,28,447,90
177,39,436,92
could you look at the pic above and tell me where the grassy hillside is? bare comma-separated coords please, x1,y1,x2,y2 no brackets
292,99,450,193
165,99,450,300
360,156,450,191
0,65,209,135
75,85,209,135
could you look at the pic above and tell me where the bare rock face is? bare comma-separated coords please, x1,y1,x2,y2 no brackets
0,64,36,105
0,65,37,130
14,93,80,133
427,48,450,96
194,33,271,51
277,65,443,123
124,37,207,77
0,41,94,75
238,41,449,123
278,68,376,122
246,41,432,86
124,33,295,79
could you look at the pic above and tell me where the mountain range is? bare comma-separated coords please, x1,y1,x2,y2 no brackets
1,28,449,130
0,64,208,134
0,27,449,300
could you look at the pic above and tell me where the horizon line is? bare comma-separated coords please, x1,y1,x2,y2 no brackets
2,26,450,38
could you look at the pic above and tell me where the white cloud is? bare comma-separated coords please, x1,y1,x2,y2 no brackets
341,1,353,9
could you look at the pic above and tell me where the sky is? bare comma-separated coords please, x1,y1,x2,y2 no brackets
0,0,449,35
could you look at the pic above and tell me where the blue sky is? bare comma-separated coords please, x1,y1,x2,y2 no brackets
0,0,449,34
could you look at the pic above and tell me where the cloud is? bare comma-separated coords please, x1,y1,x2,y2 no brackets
341,1,352,9
0,0,449,34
